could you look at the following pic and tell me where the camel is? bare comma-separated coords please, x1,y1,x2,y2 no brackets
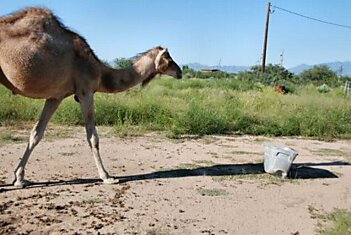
0,8,182,187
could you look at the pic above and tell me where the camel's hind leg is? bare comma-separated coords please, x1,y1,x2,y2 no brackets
0,67,23,95
13,98,62,187
78,91,118,184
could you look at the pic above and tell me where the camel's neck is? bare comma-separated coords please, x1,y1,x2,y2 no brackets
98,58,156,93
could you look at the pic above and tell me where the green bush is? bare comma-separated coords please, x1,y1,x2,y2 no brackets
0,87,42,123
299,65,337,86
1,76,351,139
52,98,82,125
171,101,231,136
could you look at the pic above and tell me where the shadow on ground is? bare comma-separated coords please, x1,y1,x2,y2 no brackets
120,161,347,183
0,161,348,192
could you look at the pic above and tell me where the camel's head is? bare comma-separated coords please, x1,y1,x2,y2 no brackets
155,48,182,79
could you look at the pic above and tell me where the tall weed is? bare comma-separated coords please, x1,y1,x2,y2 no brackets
0,78,351,139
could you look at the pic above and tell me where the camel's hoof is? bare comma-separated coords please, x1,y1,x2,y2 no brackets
14,179,32,188
102,178,119,184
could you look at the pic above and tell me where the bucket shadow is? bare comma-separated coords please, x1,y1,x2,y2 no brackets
0,161,348,192
289,161,349,179
118,161,347,183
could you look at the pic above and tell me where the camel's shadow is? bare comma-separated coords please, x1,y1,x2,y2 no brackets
118,161,346,183
0,161,348,192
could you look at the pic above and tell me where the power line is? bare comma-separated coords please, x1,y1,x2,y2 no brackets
271,4,351,30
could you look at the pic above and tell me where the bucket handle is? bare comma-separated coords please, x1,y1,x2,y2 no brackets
275,151,286,157
275,151,298,161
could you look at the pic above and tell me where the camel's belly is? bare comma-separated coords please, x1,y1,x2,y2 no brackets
0,75,73,99
0,58,74,99
0,41,75,98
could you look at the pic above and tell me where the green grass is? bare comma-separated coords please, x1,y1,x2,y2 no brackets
230,150,261,155
212,173,283,185
160,160,216,172
146,228,169,235
313,148,350,157
0,132,26,146
308,206,351,235
1,77,351,139
196,188,228,196
319,209,351,235
82,197,102,205
312,148,351,162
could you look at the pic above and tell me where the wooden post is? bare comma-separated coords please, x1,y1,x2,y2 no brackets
262,2,271,73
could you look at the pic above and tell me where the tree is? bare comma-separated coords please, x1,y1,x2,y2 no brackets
182,65,198,78
298,65,337,85
240,64,294,85
112,57,132,69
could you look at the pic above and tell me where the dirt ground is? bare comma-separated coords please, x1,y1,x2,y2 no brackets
0,127,351,235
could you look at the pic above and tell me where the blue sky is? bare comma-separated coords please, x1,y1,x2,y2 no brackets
1,0,350,68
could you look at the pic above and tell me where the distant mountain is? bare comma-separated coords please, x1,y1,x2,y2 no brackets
185,63,250,73
184,61,351,76
289,61,351,76
186,63,208,71
287,64,311,74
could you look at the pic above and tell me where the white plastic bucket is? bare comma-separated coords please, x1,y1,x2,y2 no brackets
264,145,298,179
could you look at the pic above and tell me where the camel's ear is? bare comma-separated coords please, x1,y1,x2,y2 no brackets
155,48,169,73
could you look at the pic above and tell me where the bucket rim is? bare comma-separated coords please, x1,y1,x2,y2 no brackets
264,145,297,154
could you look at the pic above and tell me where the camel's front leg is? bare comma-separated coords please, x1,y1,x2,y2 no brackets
13,98,62,187
78,92,118,184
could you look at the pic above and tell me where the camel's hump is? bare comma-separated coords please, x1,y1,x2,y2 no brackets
0,7,55,24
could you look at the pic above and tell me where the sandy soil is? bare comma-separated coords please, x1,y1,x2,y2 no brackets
0,128,351,235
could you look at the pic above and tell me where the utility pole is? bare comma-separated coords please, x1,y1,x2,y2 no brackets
280,49,284,67
261,2,271,73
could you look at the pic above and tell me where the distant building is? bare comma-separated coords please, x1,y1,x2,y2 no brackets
201,68,220,72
